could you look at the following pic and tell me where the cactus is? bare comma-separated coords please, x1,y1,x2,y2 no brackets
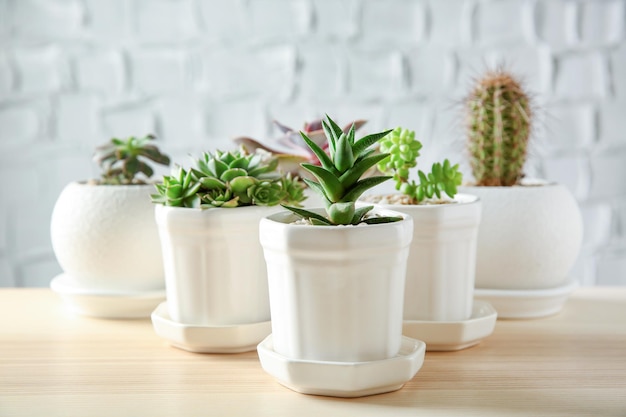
465,69,532,186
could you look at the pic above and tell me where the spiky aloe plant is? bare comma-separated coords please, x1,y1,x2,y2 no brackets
151,148,305,209
465,69,532,186
93,134,171,185
282,115,401,226
376,127,462,203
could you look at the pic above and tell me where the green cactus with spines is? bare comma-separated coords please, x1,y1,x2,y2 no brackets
377,127,462,204
465,69,532,186
151,148,306,208
282,115,402,226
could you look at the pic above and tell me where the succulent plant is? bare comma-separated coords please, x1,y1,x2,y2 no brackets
282,115,401,226
93,134,171,185
377,127,462,204
465,69,532,186
151,147,306,209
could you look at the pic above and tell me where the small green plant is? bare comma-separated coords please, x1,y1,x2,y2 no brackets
93,134,171,185
377,127,462,204
151,148,306,208
282,115,401,226
465,69,532,186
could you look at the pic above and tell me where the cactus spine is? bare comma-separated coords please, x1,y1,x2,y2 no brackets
465,70,532,186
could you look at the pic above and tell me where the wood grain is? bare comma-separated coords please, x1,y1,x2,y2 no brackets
0,288,625,417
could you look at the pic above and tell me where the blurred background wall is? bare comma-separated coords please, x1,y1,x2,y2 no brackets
0,0,625,287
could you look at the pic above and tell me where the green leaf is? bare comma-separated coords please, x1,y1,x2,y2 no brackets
209,158,229,179
352,129,393,158
230,176,257,193
339,153,389,189
321,120,337,156
325,115,344,142
299,131,337,173
351,205,374,225
303,179,331,206
328,202,355,225
341,176,391,203
362,216,403,224
333,133,354,173
199,177,226,190
282,205,333,225
220,168,247,182
301,163,344,202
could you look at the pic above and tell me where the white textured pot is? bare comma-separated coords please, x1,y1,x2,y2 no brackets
50,182,164,292
155,205,277,326
370,194,481,321
459,181,583,290
259,209,413,362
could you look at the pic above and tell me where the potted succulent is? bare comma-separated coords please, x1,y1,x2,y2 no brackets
257,115,425,397
50,135,171,318
150,148,305,353
361,128,494,351
459,69,583,318
363,127,482,320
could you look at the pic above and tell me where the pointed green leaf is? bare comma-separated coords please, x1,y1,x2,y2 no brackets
339,153,389,189
301,163,344,202
299,131,336,173
340,176,391,203
321,120,336,156
220,168,247,182
351,205,374,225
334,133,354,173
325,115,344,141
303,179,331,206
282,205,333,225
352,129,393,158
199,177,226,190
362,216,403,224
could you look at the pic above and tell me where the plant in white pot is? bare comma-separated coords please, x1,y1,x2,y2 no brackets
150,148,306,353
361,127,495,351
257,115,425,398
50,135,171,318
459,69,583,319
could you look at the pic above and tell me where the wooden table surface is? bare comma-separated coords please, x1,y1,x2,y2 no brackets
0,288,625,417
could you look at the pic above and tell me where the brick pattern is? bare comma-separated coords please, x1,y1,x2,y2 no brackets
1,0,625,286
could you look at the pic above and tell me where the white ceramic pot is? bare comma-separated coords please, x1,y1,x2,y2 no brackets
459,181,583,290
50,182,165,292
155,205,278,326
259,209,413,363
370,194,481,322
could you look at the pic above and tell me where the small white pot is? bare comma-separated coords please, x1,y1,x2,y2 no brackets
259,209,413,363
50,182,164,292
369,194,481,322
155,205,277,326
459,181,583,290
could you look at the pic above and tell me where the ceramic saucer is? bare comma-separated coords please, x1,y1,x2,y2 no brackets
402,301,497,351
151,302,271,353
474,280,578,319
50,274,165,319
256,335,426,398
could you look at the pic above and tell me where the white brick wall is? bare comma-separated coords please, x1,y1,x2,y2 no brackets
1,0,625,287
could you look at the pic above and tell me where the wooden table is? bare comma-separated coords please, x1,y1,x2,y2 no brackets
1,288,625,417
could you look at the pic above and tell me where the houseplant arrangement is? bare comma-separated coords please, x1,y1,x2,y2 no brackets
50,135,171,318
362,127,493,351
460,69,583,318
150,147,305,353
257,115,425,397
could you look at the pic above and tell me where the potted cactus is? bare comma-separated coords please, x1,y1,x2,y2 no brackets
150,147,305,353
50,135,171,318
459,69,583,318
257,115,425,397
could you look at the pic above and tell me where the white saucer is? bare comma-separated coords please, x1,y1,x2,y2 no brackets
257,335,426,398
474,280,578,319
402,301,497,351
151,302,271,353
50,274,165,319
